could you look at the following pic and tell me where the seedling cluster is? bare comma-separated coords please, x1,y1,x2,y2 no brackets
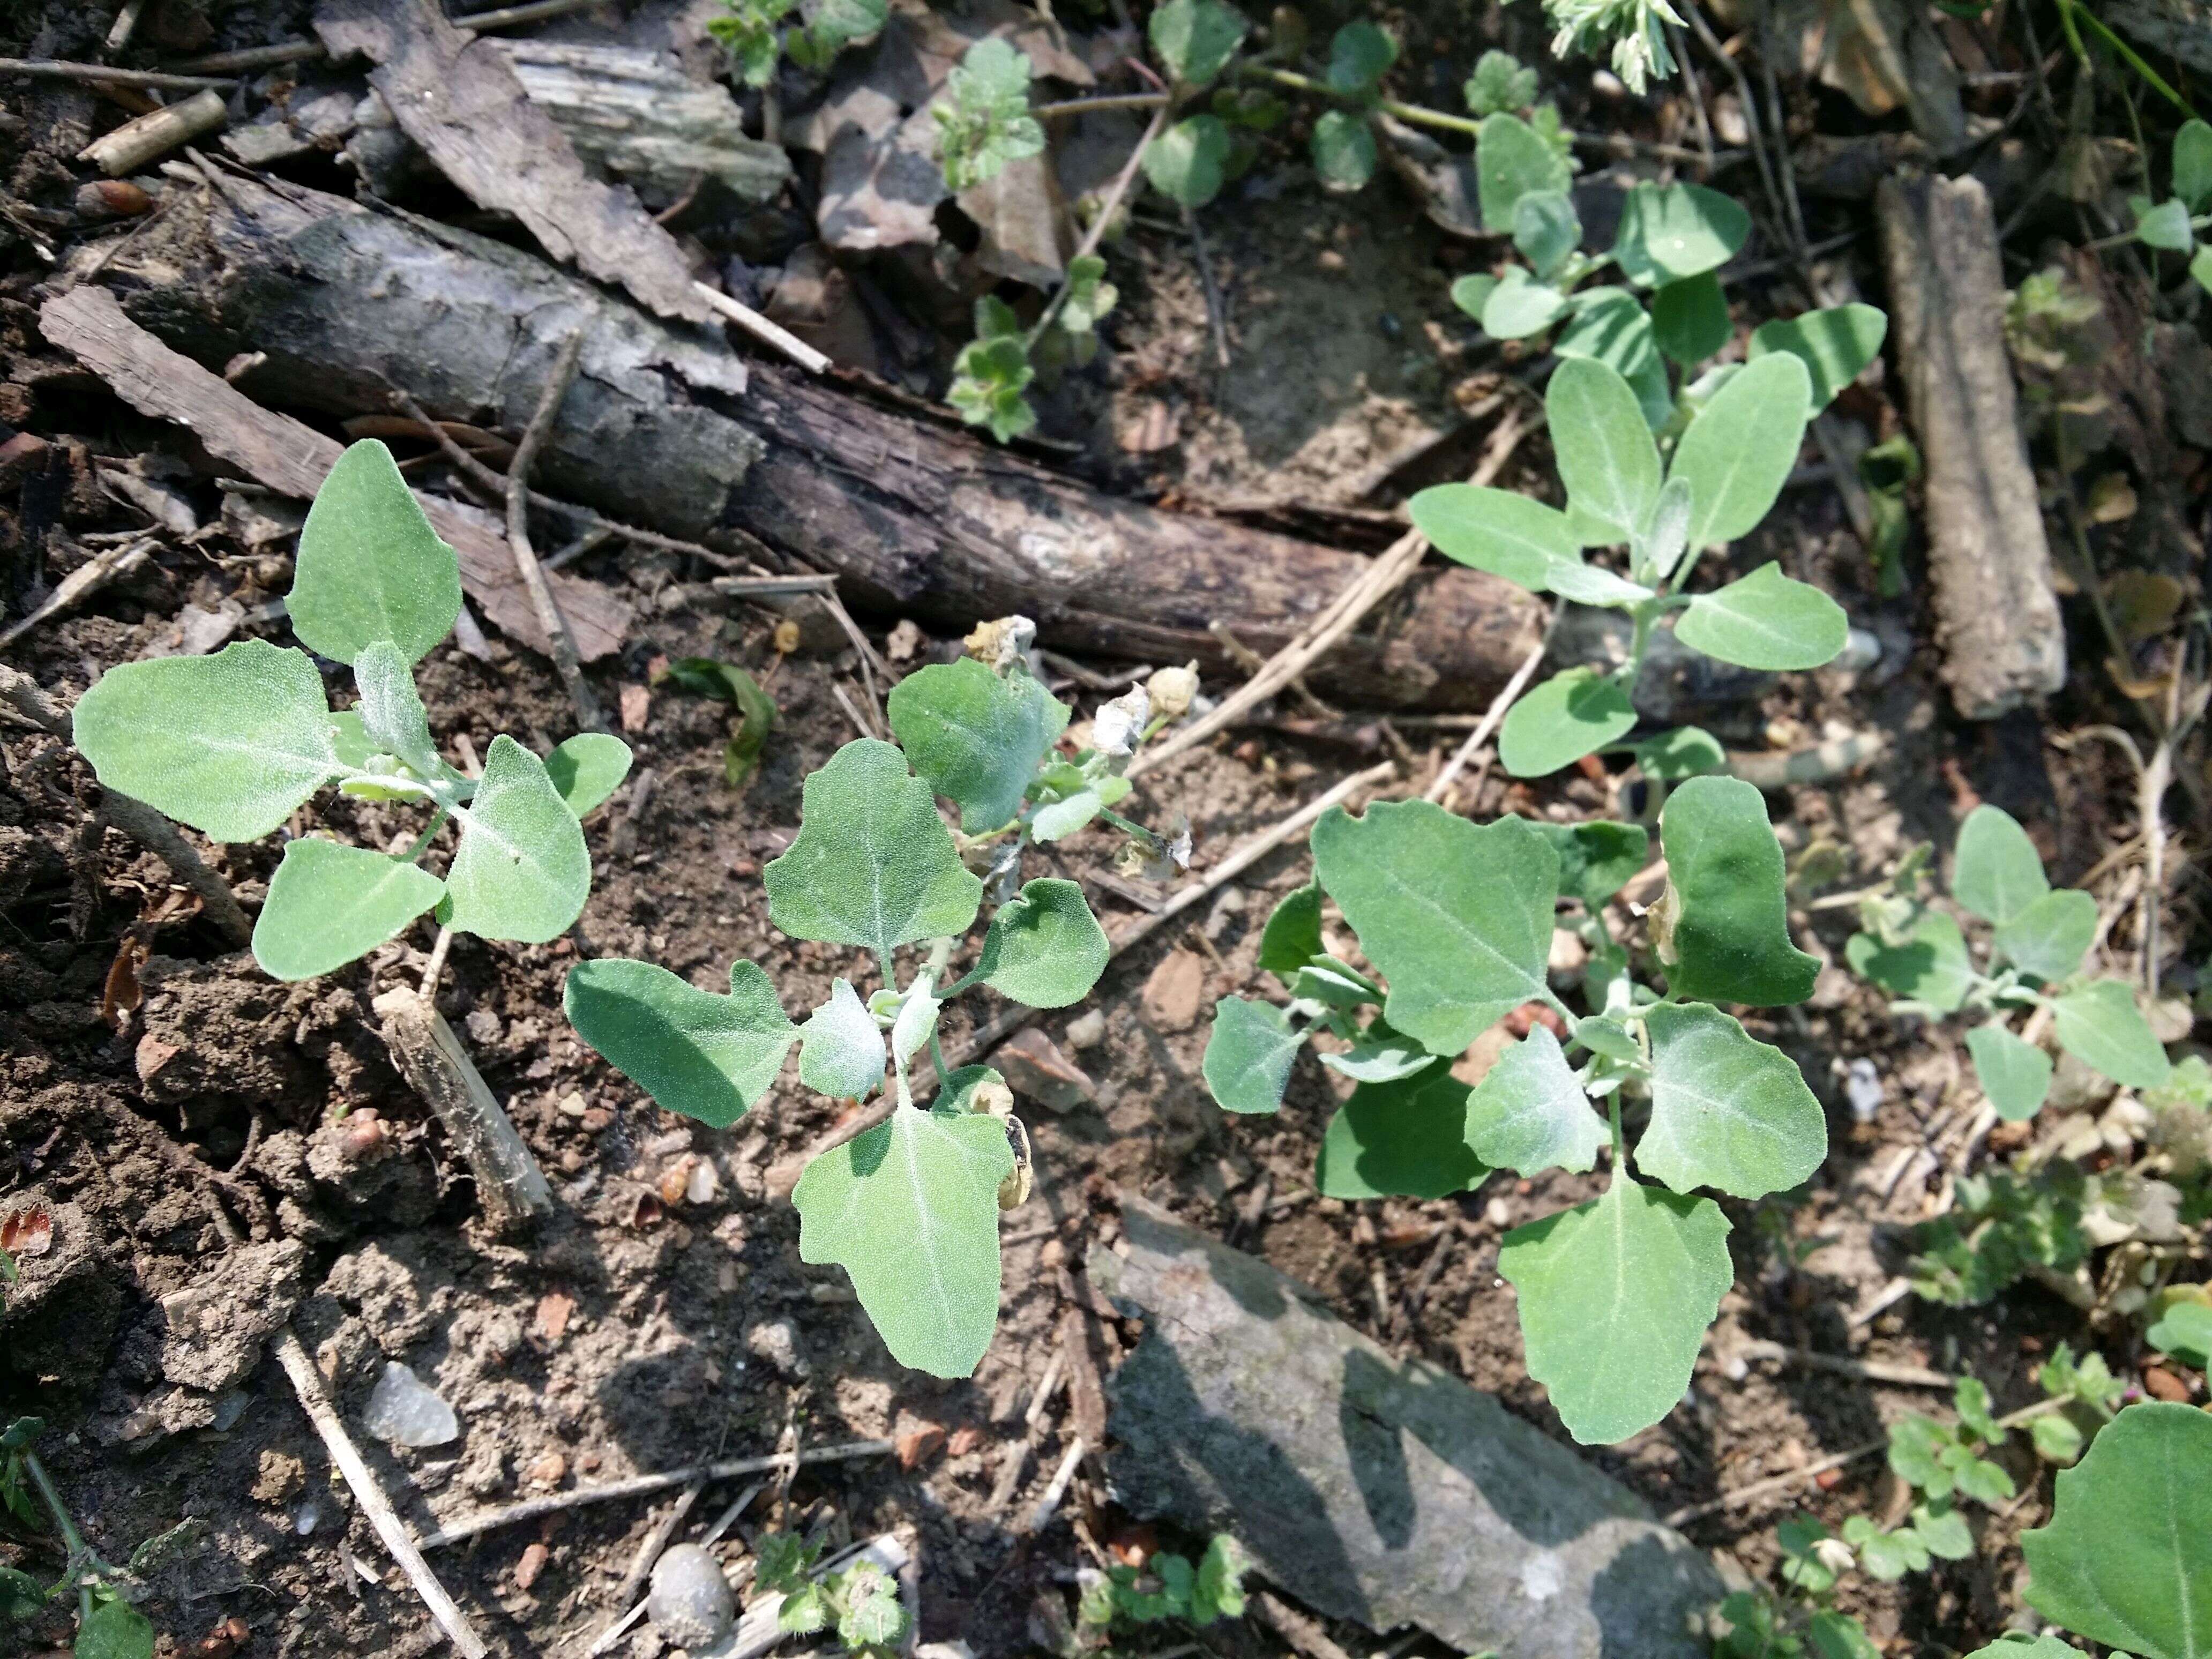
1203,775,1829,1444
2126,117,2212,294
68,440,631,983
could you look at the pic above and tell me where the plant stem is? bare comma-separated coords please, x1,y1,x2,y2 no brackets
397,809,450,865
1025,103,1170,350
1249,64,1485,139
21,1450,87,1565
2053,0,2198,117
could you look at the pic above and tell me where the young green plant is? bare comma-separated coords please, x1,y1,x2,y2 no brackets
2123,118,2212,295
706,0,888,87
1202,775,1829,1444
68,440,631,983
1409,345,1853,779
566,642,1186,1377
1076,1534,1250,1636
1844,803,2172,1123
752,1533,909,1653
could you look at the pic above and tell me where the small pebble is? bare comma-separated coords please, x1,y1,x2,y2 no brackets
361,1360,460,1448
1844,1058,1883,1123
647,1544,736,1651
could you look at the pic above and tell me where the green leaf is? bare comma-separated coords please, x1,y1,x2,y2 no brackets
352,638,447,788
2032,1413,2086,1466
1203,996,1303,1115
2052,979,2172,1090
836,1568,911,1648
1513,191,1581,280
1850,1519,1930,1580
2149,1302,2212,1367
253,838,445,981
1476,113,1572,233
1326,20,1396,92
1953,1448,2015,1505
544,732,633,817
1676,563,1848,671
1650,272,1731,367
1499,668,1636,779
1541,558,1652,608
974,878,1108,1007
1409,484,1578,591
2195,243,2212,297
935,38,1043,192
1635,726,1726,780
74,1597,155,1659
1952,805,2049,925
794,1104,1014,1377
1528,819,1648,907
1846,908,1974,1012
1481,267,1571,339
566,958,796,1126
798,979,885,1099
1657,776,1819,1006
1310,802,1557,1055
1317,1030,1437,1083
1554,289,1663,391
1914,1498,1975,1560
1889,1414,1955,1493
763,738,983,956
1956,1375,2002,1441
1148,0,1248,87
1548,357,1662,543
1809,1611,1883,1659
948,332,1036,444
1992,887,2097,982
887,659,1068,833
1640,1002,1824,1199
1464,49,1538,117
0,1563,42,1622
1778,1516,1839,1593
328,707,375,770
1499,1177,1732,1444
2177,119,2212,212
1748,305,1889,412
1192,1535,1249,1624
2137,196,2196,251
1449,272,1498,322
2023,1403,2212,1659
1144,115,1231,208
1612,182,1751,285
71,639,338,842
779,1582,831,1635
1058,253,1119,334
1256,879,1323,979
441,735,591,941
1314,1066,1486,1199
660,656,776,789
1463,1026,1606,1176
290,440,459,667
1311,110,1377,191
1667,354,1813,552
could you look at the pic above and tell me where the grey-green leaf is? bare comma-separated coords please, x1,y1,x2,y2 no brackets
1148,0,1247,87
71,639,338,842
886,659,1070,832
1498,667,1636,779
2052,980,2172,1090
1476,112,1571,233
975,877,1108,1007
1529,819,1649,907
1202,996,1303,1115
1310,802,1558,1056
289,439,461,667
1463,1026,1605,1176
1993,887,2096,982
1143,115,1231,208
794,1104,1014,1377
1636,726,1727,780
1612,182,1751,285
1318,1032,1438,1083
2178,118,2212,213
253,838,445,981
1667,353,1813,552
1748,304,1888,412
1311,110,1378,192
1966,1024,2053,1122
1640,1002,1825,1199
2020,1401,2212,1659
1952,805,2049,925
1554,290,1663,391
1675,563,1848,671
1499,1178,1732,1444
352,638,445,784
1513,190,1580,279
1542,559,1653,608
1315,1066,1486,1199
1658,775,1818,1006
1548,357,1663,543
1409,484,1578,591
442,735,592,941
74,1598,155,1659
565,958,797,1126
544,732,633,817
1845,908,1973,1012
1481,267,1570,339
1325,19,1395,92
1257,879,1324,979
763,738,983,955
1650,272,1731,367
799,979,886,1098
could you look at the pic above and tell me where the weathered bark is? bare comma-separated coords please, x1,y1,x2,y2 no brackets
372,988,554,1233
1876,173,2065,719
80,171,1542,709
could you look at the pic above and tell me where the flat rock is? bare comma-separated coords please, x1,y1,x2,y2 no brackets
993,1029,1096,1114
159,1237,308,1392
1090,1199,1725,1659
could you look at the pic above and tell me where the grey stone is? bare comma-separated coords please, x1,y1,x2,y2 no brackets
647,1544,736,1651
1090,1198,1726,1659
361,1361,460,1449
159,1237,307,1393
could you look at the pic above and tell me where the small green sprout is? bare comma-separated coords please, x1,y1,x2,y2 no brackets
707,0,888,87
1464,49,1540,117
947,297,1040,444
1845,803,2173,1121
756,1534,909,1653
2124,118,2212,295
1,1416,182,1659
66,441,629,984
567,641,1184,1377
933,38,1045,192
1077,1534,1250,1634
1204,776,1828,1445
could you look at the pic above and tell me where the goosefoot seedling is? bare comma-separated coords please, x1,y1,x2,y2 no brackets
1843,803,2172,1122
752,1533,909,1653
68,439,632,983
566,633,1189,1377
1202,774,1828,1444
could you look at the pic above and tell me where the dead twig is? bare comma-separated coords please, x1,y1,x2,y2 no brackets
692,282,832,376
1022,1435,1088,1536
1183,204,1232,370
0,539,154,651
1027,105,1170,350
1735,1339,1953,1389
1425,630,1550,804
169,0,606,73
507,330,604,733
582,1482,765,1657
0,56,236,89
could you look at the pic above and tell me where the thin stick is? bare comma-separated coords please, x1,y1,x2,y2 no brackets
420,926,456,1002
608,1479,704,1622
0,56,236,89
1131,408,1533,778
583,1482,764,1657
1735,1339,1953,1389
167,0,604,73
1027,106,1169,349
105,0,149,53
1425,632,1549,804
418,1441,894,1550
693,283,832,376
1022,1435,1088,1535
0,539,153,649
506,329,604,733
1182,204,1232,370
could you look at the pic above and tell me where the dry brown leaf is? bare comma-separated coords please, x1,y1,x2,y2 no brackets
1,1202,54,1258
